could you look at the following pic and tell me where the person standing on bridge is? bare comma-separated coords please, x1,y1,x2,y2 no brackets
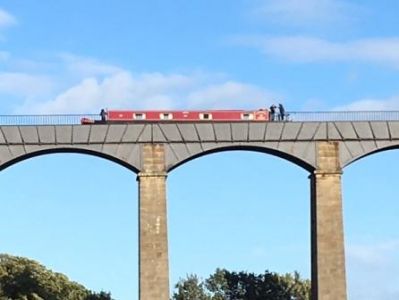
100,109,107,122
278,103,285,121
269,104,277,121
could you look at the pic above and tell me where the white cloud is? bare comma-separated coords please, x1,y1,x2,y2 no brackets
255,0,356,26
0,8,16,28
16,72,174,114
59,54,123,77
238,36,399,68
3,53,276,114
335,96,399,111
15,70,276,114
0,72,53,97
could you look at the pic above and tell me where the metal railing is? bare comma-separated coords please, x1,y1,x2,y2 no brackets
287,111,399,122
0,111,399,125
0,114,101,125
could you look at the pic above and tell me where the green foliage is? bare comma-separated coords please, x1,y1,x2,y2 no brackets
172,274,210,300
0,254,112,300
172,268,310,300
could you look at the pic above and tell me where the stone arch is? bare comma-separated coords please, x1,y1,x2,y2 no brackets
341,141,399,169
0,146,140,173
166,144,315,173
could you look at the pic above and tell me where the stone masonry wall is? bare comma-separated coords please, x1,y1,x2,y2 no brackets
138,144,169,300
311,141,347,300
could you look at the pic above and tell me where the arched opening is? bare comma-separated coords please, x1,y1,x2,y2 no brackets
343,149,399,299
0,153,139,300
168,145,315,173
0,148,139,173
167,150,311,293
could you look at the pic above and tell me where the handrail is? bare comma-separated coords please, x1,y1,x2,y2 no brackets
0,111,399,125
0,114,100,125
287,111,399,122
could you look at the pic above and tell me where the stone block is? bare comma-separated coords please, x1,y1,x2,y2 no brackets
20,126,39,144
231,123,248,141
328,123,342,140
1,127,22,144
388,122,399,139
370,122,389,140
335,122,357,139
297,122,320,140
106,124,127,143
249,123,266,141
314,123,327,140
72,125,90,143
177,124,199,142
265,122,283,140
138,125,152,142
159,124,182,142
352,122,373,139
153,124,167,142
281,122,301,140
195,123,215,141
214,123,232,141
38,126,56,144
56,126,72,144
122,124,145,142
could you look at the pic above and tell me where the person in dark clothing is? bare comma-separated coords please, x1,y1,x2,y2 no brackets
278,103,285,121
100,109,106,122
269,104,276,121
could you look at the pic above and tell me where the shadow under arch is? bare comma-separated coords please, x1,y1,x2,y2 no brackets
342,144,399,169
0,147,140,174
167,145,315,173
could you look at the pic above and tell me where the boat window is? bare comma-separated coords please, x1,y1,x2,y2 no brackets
134,113,146,120
241,113,254,120
200,113,212,120
160,113,173,120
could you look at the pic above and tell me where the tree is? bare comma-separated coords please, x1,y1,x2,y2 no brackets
172,274,210,300
205,268,229,300
172,269,310,300
0,254,113,300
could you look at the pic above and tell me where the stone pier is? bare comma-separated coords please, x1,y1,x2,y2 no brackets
311,142,347,300
137,144,169,300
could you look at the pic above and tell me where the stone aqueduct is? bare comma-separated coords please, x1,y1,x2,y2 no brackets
1,120,399,300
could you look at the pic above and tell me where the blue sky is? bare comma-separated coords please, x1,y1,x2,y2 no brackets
0,1,399,299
